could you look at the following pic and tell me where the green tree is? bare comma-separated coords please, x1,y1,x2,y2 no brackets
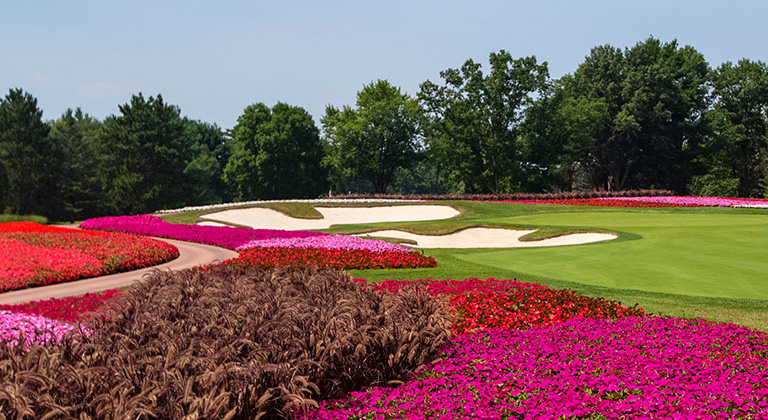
695,60,768,197
564,38,710,192
98,93,190,214
224,102,326,200
323,80,423,193
0,88,56,216
48,108,105,220
419,51,549,193
182,118,232,205
520,83,610,191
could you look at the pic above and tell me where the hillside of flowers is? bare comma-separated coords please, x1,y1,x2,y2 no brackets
369,278,645,334
224,246,438,270
507,195,768,208
0,289,121,323
308,317,768,419
0,310,82,347
305,278,768,419
237,234,414,253
0,222,178,292
81,214,327,250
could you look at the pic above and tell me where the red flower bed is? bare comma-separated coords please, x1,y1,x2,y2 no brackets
224,247,438,270
503,198,701,208
369,278,645,334
0,222,179,292
0,289,121,323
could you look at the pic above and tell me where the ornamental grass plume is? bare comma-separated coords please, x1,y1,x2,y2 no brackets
0,265,452,419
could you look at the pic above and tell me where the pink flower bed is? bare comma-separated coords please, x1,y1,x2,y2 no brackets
599,196,768,207
308,317,768,419
81,214,326,250
236,235,414,253
0,310,80,347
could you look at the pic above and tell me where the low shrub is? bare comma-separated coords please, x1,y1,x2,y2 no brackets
0,265,452,419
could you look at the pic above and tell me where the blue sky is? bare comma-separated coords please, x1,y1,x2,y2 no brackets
2,0,767,129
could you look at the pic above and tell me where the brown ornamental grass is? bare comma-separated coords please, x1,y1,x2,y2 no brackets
0,265,453,419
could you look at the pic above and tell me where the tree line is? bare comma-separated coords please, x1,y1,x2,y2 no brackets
1,37,767,220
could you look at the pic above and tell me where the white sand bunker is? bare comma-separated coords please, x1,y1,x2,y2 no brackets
199,205,460,231
355,228,617,248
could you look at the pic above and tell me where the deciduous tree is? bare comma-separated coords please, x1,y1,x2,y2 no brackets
224,102,326,200
323,80,423,193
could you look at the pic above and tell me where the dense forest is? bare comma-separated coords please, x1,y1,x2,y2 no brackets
1,37,767,220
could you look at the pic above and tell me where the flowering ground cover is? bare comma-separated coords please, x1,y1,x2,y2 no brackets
225,247,438,270
505,195,768,208
370,278,645,334
0,310,80,347
81,214,326,250
601,195,768,207
0,289,121,323
237,234,414,253
0,222,178,292
308,317,768,419
507,197,701,208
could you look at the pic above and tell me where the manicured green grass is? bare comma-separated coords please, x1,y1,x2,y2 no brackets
0,214,48,224
335,201,768,330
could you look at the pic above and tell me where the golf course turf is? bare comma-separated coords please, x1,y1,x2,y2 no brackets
163,200,768,330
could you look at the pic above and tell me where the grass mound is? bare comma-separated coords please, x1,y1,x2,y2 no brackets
0,265,452,419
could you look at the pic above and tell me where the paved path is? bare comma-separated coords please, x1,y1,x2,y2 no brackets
0,238,238,305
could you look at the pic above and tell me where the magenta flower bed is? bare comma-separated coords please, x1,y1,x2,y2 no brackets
600,196,768,207
237,234,414,253
0,310,80,347
80,215,326,250
308,317,768,419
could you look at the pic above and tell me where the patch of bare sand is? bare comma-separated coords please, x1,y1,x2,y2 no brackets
354,228,616,248
199,205,460,230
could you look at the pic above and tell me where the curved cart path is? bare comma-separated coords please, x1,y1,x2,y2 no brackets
0,238,238,305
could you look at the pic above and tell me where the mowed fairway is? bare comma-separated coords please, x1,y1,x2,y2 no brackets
318,201,768,329
473,211,768,299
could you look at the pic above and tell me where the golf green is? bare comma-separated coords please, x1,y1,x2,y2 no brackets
465,211,768,299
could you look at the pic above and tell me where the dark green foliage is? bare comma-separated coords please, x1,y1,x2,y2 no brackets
98,93,191,214
225,103,326,200
0,265,452,419
181,118,232,205
0,89,56,216
323,80,424,193
419,51,549,193
48,108,105,220
695,60,768,197
557,38,710,192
